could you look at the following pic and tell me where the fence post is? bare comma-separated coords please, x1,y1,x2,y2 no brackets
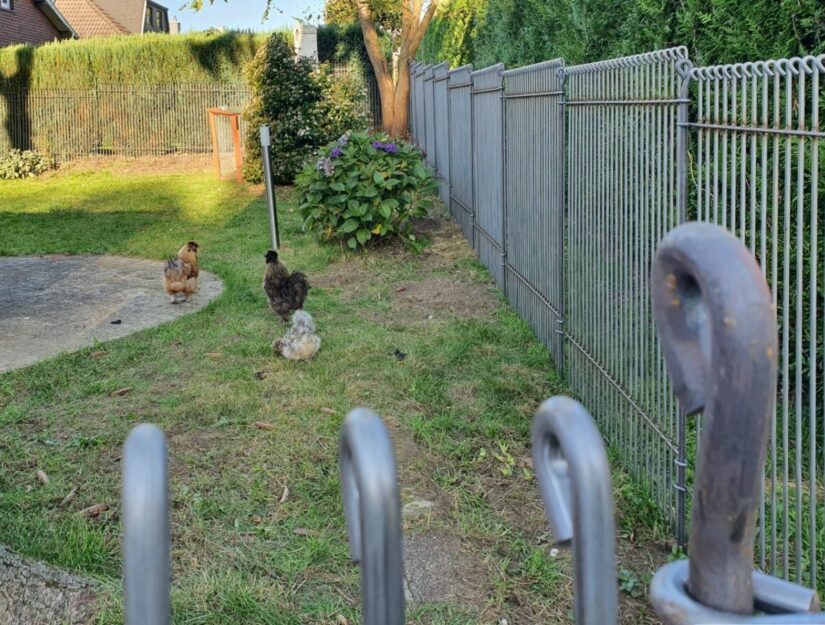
674,58,694,550
500,71,508,296
122,424,170,625
557,65,567,373
260,125,280,250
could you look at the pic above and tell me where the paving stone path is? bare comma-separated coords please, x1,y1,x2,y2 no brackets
0,255,223,373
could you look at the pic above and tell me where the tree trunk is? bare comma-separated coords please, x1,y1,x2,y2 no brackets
355,0,437,138
380,60,410,137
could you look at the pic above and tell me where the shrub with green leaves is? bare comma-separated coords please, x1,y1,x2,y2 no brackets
0,150,56,180
242,33,372,184
315,61,371,141
296,132,436,250
242,33,326,184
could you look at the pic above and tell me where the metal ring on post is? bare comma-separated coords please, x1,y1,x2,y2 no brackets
339,409,405,625
122,424,170,625
651,560,824,625
651,222,778,615
532,396,617,625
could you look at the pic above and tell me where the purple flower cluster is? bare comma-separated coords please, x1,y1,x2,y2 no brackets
371,140,399,155
316,157,335,178
330,147,343,158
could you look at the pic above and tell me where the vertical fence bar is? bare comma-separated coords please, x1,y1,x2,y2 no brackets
447,64,475,244
501,59,566,368
432,62,451,206
424,65,437,168
471,64,506,289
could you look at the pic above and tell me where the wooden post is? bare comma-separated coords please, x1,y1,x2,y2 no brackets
231,114,243,183
208,109,220,179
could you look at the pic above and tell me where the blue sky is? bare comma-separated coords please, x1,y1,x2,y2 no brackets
172,0,326,32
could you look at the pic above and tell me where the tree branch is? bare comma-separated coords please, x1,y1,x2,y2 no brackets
354,0,391,83
406,0,439,58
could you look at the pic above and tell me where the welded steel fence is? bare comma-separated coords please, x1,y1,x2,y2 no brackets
410,49,825,592
503,59,565,367
688,56,825,589
446,64,474,242
471,64,506,289
0,83,251,161
433,62,450,205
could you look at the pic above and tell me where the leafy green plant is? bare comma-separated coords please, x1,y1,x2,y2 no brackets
618,567,649,599
492,441,516,476
0,150,56,180
296,132,436,250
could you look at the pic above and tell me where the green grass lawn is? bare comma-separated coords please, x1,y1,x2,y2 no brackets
0,165,665,624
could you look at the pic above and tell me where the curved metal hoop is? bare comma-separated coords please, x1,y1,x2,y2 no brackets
651,560,824,624
339,409,405,625
651,222,777,614
532,396,617,625
122,424,170,625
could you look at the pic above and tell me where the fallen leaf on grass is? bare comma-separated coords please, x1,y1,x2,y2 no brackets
254,422,275,431
336,616,349,625
320,407,336,416
255,371,270,380
251,515,263,525
293,528,321,538
90,351,107,360
279,485,289,504
35,470,49,485
60,487,79,507
206,352,223,359
110,387,132,397
395,286,407,293
77,503,108,518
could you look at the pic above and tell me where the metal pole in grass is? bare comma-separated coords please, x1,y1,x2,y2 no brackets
123,424,170,625
260,125,280,250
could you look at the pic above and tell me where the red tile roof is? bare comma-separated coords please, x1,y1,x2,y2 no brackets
53,0,167,38
53,0,131,37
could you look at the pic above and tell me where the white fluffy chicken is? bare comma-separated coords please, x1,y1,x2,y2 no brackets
272,310,321,361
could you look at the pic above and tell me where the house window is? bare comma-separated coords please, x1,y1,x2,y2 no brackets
0,0,13,11
145,7,153,26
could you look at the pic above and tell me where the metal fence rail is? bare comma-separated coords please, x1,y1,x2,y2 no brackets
410,48,825,593
0,83,251,161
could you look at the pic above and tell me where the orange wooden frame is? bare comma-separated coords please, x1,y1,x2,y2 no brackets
208,108,244,183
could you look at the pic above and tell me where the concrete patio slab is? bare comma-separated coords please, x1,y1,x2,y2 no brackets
0,255,223,373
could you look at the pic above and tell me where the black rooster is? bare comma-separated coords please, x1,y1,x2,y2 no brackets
263,250,309,321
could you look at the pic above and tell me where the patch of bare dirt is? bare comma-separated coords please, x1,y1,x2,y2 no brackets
55,154,214,176
403,530,493,610
391,277,499,323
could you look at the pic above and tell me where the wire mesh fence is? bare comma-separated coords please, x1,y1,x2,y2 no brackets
326,60,383,129
410,49,825,593
687,55,825,589
0,83,251,161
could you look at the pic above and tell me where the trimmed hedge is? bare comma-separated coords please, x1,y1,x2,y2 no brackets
0,31,270,90
420,0,825,69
